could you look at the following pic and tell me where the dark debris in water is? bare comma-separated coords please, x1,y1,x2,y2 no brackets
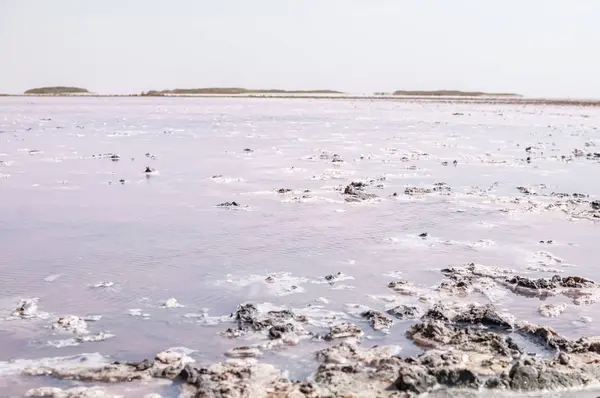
342,181,377,202
216,201,240,207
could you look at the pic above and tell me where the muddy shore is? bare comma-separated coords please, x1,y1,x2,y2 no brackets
10,264,600,397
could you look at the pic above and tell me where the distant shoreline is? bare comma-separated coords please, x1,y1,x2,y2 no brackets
3,92,600,107
4,86,598,106
140,88,343,96
4,86,597,106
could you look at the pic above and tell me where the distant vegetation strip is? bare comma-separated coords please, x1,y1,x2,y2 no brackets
140,87,343,96
391,90,521,97
24,86,89,95
18,87,521,97
12,88,600,107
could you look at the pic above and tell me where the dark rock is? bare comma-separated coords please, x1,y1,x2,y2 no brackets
558,352,570,365
344,181,368,193
421,303,455,322
297,382,318,395
394,363,437,393
134,359,154,371
517,186,535,195
518,323,580,352
441,264,598,305
360,310,394,331
436,279,473,296
386,305,421,320
277,188,292,194
405,187,433,195
388,281,406,288
266,309,300,322
225,346,262,358
325,272,342,283
12,298,39,318
506,275,557,290
342,182,377,202
454,304,514,329
243,148,253,153
556,275,596,288
433,182,451,192
435,368,481,389
419,232,428,238
231,303,267,332
387,280,417,296
268,324,295,339
144,166,152,173
331,154,344,163
592,200,600,210
509,362,540,390
506,275,596,291
119,179,125,184
323,323,363,341
221,327,246,338
223,304,307,341
179,364,199,384
408,320,521,356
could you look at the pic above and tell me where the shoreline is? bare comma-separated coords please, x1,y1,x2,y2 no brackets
3,93,600,107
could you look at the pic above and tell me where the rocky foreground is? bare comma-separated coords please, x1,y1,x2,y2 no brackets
20,264,600,398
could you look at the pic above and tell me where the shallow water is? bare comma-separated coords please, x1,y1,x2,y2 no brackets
0,97,599,396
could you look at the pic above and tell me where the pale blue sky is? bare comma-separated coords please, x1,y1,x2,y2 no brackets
1,0,599,97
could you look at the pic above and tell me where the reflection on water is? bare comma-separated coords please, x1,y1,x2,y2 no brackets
0,97,599,396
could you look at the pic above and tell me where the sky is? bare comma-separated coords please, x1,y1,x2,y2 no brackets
1,0,600,98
